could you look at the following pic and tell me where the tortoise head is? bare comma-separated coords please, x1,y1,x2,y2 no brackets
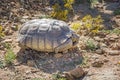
71,30,79,47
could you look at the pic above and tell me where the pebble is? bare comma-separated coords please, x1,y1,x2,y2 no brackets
3,39,12,43
25,70,31,74
0,50,6,54
11,25,18,31
110,43,120,50
96,49,103,54
94,36,103,42
103,59,109,63
4,28,13,35
22,16,29,19
20,19,27,23
27,60,35,67
107,34,119,39
91,55,100,60
54,53,63,58
108,50,120,55
92,60,104,67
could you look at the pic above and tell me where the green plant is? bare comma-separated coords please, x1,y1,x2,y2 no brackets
52,73,67,80
86,40,97,51
80,55,89,68
50,0,74,21
112,28,120,35
4,49,16,65
114,9,120,15
2,42,11,49
58,78,66,80
71,15,103,36
0,25,5,39
101,28,120,35
88,0,99,8
0,60,4,68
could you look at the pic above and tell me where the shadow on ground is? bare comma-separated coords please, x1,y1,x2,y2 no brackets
73,2,120,29
16,48,83,74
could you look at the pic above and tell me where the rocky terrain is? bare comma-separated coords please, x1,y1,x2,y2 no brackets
0,0,120,80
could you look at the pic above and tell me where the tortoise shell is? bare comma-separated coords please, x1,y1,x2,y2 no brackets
18,19,73,52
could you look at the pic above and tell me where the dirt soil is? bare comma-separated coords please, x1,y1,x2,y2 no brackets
0,1,120,80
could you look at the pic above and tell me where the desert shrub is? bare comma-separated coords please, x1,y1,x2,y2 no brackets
0,42,15,67
70,21,82,31
2,42,11,49
49,0,74,21
71,15,103,36
52,73,67,80
0,60,4,68
85,40,97,51
58,78,66,80
80,55,89,68
0,41,16,65
87,0,100,8
4,49,16,65
114,9,120,15
101,28,120,35
112,28,120,35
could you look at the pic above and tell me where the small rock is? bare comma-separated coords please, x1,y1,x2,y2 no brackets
100,43,107,48
13,59,21,66
19,8,25,11
104,34,119,43
0,50,6,54
73,15,81,20
96,49,103,54
22,16,29,19
54,53,63,58
110,43,120,50
103,59,109,63
0,45,4,50
3,39,12,43
64,66,86,80
92,60,104,67
91,55,100,60
31,69,39,73
107,34,119,39
78,41,86,50
45,7,52,11
108,50,120,55
4,28,13,35
11,2,15,5
27,60,35,67
11,25,18,31
94,36,103,42
112,15,120,27
25,70,31,74
101,48,108,53
20,19,27,23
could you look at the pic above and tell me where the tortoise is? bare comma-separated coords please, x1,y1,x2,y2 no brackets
18,19,79,53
